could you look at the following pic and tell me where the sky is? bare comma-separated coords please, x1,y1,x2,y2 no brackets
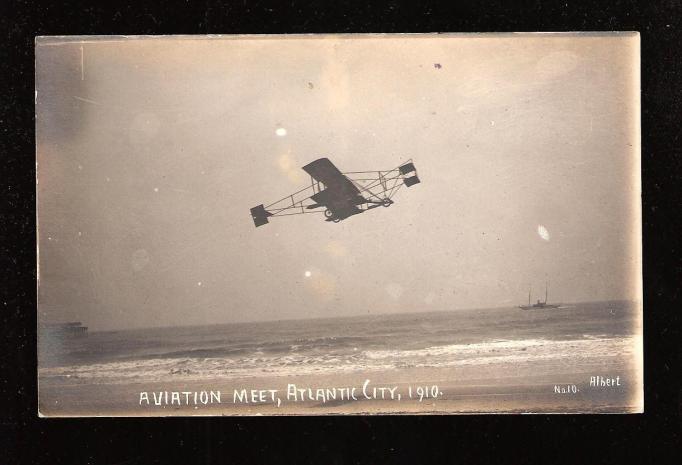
36,34,641,330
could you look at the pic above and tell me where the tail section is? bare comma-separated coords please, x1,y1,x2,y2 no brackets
250,204,273,227
399,161,420,187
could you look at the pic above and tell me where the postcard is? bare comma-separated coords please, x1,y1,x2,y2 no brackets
36,33,642,416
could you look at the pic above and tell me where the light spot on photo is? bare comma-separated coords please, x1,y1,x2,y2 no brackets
325,241,347,258
277,150,305,184
537,224,550,241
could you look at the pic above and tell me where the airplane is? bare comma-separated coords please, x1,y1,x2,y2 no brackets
250,157,420,227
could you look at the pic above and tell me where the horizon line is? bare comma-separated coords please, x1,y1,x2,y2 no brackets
61,298,640,334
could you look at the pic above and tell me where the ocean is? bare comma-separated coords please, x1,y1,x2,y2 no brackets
38,300,641,386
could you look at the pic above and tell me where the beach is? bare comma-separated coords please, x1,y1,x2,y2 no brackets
39,359,641,416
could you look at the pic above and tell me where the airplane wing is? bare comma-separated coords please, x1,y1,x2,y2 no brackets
302,158,365,220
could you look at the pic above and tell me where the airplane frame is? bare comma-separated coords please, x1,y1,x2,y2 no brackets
250,159,420,226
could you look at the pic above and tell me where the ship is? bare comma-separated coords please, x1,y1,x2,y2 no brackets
519,282,561,310
39,321,88,338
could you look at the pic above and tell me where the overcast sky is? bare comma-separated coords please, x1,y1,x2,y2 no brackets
36,34,641,330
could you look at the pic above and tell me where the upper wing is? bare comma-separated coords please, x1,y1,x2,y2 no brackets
302,158,364,218
302,158,360,194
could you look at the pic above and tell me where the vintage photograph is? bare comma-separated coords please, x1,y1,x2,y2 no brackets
36,33,642,416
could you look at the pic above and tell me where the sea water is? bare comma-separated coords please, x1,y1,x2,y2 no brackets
38,300,640,385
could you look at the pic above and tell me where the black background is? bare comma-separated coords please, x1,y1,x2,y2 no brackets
2,1,681,463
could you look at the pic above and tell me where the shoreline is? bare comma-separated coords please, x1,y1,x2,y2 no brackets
39,358,642,417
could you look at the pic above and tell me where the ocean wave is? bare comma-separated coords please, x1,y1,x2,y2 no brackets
70,335,374,364
39,335,641,384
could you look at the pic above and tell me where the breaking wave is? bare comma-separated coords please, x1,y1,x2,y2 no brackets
40,335,640,385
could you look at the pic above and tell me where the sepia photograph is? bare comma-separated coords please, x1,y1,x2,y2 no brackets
36,33,642,416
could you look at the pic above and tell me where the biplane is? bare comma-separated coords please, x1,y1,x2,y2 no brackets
250,158,420,227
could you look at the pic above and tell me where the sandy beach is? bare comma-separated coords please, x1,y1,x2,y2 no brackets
39,354,642,416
